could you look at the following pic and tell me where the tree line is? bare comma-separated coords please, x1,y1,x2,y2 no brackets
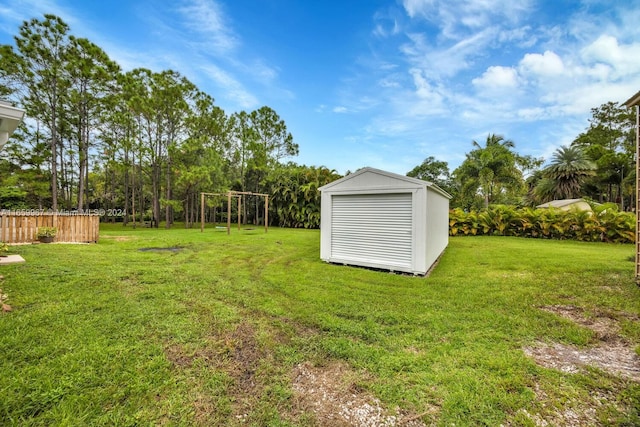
408,101,636,211
0,14,341,228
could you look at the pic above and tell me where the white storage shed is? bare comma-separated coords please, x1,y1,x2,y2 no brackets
319,167,451,275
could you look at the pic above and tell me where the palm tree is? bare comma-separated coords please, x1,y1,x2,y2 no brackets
541,145,596,200
454,134,523,209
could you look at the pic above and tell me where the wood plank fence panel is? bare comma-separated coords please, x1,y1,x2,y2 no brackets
0,212,100,244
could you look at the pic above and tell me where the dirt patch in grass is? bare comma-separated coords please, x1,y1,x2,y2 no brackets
291,361,434,426
525,305,640,381
164,343,201,368
138,246,184,252
538,305,637,342
1,287,11,313
162,321,264,419
225,322,263,396
101,235,136,242
517,305,640,425
507,382,621,426
165,321,270,423
524,341,639,381
277,316,322,341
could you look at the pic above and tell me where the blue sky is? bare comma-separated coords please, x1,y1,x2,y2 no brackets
1,0,639,175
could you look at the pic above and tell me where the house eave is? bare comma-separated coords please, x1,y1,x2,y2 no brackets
624,90,640,107
0,101,26,149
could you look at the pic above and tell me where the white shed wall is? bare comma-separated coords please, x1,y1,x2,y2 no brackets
425,187,450,270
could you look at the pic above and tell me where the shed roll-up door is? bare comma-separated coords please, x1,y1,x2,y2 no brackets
331,193,413,268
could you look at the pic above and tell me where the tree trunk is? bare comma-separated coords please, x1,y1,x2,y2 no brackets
165,156,172,229
192,192,197,227
183,188,190,228
123,150,129,226
77,115,85,211
138,151,144,226
84,140,89,211
51,99,59,211
110,162,116,223
59,137,72,209
131,150,135,228
77,99,89,211
152,163,160,228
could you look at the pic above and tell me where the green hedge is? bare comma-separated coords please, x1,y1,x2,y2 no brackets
449,204,635,243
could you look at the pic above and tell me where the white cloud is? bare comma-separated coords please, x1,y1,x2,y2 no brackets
0,5,29,32
581,35,640,79
541,81,640,116
333,106,348,113
401,0,434,19
372,10,401,38
572,63,612,81
0,0,81,36
177,0,238,54
409,68,442,100
172,0,294,109
401,27,497,78
497,25,537,48
510,36,640,118
472,66,518,89
402,0,533,39
233,58,279,84
519,50,565,77
201,64,258,109
516,107,547,121
378,77,401,88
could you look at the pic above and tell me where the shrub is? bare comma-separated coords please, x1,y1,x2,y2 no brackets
449,205,635,243
36,227,57,238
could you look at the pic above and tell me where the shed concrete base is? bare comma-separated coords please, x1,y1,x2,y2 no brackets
0,255,26,265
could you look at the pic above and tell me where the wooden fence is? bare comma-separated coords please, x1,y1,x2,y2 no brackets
0,212,100,244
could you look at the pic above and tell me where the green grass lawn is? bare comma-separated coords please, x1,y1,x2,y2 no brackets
1,224,639,426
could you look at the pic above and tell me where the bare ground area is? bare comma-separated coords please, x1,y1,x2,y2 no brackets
526,305,640,381
100,235,136,242
507,382,622,427
524,341,639,381
163,321,269,424
291,361,434,427
513,305,640,426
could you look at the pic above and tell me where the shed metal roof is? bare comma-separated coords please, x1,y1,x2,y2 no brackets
319,167,452,199
536,198,590,209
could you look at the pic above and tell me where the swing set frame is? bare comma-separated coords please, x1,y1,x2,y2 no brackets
200,191,269,234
